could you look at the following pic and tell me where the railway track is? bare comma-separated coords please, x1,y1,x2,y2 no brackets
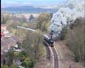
43,40,59,68
51,47,59,68
16,25,59,68
43,41,51,60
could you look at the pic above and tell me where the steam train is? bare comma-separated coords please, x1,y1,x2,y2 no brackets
43,34,54,47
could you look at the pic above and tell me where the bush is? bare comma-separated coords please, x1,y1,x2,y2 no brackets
36,13,52,32
1,64,9,68
9,64,18,68
65,18,85,65
60,27,68,40
21,57,34,68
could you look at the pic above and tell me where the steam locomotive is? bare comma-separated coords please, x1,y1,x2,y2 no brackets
43,34,54,47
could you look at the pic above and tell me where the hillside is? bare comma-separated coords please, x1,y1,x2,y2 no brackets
2,6,57,13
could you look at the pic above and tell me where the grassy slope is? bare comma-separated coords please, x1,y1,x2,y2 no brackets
55,41,85,68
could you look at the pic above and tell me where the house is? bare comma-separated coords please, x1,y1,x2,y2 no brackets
1,24,20,66
1,36,19,65
1,24,11,38
1,24,7,31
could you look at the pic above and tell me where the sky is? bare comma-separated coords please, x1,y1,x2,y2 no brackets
1,0,67,8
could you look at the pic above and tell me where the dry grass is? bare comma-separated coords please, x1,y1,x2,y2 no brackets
34,45,52,68
55,41,85,68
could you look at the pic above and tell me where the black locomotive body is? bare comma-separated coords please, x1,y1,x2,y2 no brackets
43,35,54,47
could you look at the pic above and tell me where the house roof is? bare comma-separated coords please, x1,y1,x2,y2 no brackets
1,35,19,54
1,24,7,26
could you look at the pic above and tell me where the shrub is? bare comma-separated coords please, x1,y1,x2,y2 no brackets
60,27,68,40
65,18,85,65
1,64,9,68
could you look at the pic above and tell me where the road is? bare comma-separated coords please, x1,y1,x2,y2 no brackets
43,41,51,60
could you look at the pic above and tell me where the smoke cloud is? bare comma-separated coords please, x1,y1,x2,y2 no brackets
50,0,85,39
